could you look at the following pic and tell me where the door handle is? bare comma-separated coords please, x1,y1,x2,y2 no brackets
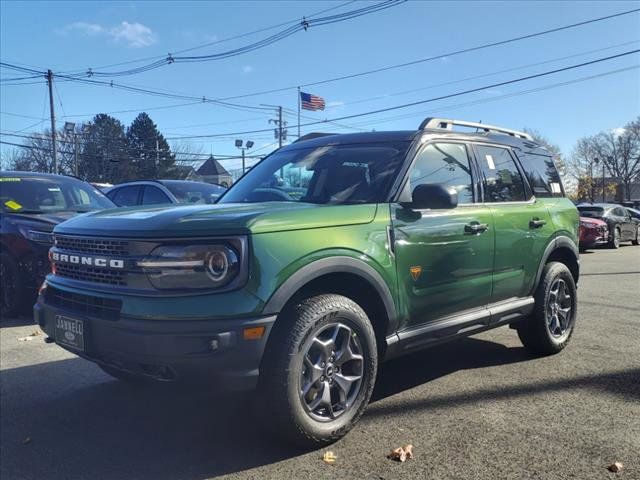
529,218,547,229
464,222,489,234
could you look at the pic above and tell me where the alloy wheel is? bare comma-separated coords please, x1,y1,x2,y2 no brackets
0,262,17,312
299,322,365,422
546,278,573,338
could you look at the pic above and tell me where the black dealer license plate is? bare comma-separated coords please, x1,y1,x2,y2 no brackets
55,315,85,352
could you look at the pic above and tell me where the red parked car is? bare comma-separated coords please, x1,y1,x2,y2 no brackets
579,216,608,251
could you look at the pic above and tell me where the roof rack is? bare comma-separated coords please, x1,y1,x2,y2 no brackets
293,132,338,143
419,118,532,140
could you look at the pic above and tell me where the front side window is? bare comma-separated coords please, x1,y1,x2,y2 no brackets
475,145,527,202
220,142,410,205
110,186,141,206
142,186,172,205
408,142,474,204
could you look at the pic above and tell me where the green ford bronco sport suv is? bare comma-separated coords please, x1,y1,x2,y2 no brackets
35,118,579,446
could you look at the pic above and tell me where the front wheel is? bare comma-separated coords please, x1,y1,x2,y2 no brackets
632,226,640,246
0,253,24,318
609,227,621,249
258,294,377,447
517,262,577,355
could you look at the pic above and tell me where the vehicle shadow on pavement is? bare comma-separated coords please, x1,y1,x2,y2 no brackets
0,314,36,327
1,338,638,480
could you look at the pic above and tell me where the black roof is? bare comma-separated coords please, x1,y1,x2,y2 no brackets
283,129,546,154
0,171,75,179
196,156,230,176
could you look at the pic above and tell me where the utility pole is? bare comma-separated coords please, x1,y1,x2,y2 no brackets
278,106,283,148
74,134,79,177
46,69,58,174
155,137,160,177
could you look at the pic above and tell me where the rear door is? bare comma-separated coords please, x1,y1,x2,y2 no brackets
391,141,495,330
473,143,553,302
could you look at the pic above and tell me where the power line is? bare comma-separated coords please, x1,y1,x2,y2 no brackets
214,8,640,101
56,1,403,78
55,1,359,74
163,49,640,139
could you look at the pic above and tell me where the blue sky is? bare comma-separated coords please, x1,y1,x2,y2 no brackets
1,0,639,172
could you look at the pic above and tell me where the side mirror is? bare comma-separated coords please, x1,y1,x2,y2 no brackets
411,183,458,210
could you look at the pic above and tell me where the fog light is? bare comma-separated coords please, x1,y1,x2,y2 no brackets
243,326,265,341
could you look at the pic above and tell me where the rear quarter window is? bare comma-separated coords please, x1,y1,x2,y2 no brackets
516,152,564,198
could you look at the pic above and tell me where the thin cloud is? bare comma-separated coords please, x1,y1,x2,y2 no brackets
58,21,157,48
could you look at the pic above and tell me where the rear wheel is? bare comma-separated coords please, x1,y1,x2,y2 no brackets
0,253,24,318
259,294,377,447
517,262,577,355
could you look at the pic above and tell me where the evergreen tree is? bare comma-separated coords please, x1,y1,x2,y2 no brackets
126,113,175,179
80,114,130,183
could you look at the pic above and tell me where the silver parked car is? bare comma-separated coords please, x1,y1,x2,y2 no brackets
105,180,226,207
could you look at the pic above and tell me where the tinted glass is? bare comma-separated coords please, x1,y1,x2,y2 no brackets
0,175,114,214
220,142,410,204
475,145,527,202
577,206,604,218
162,181,225,204
110,186,141,206
142,186,172,205
409,143,474,203
517,152,563,197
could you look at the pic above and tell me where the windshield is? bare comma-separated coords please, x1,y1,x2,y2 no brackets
161,180,226,204
219,142,410,205
0,175,114,214
578,206,605,218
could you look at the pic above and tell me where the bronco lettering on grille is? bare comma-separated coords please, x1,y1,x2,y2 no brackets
51,251,125,269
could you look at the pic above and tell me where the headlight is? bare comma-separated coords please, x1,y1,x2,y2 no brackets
18,227,54,245
137,242,245,291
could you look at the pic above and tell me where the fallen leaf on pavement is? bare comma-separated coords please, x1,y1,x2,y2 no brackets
17,336,34,342
607,462,623,473
388,444,414,462
322,451,337,464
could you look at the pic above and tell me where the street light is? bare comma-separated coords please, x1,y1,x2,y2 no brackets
235,139,253,174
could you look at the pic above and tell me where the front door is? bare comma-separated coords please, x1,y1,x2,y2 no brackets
391,141,495,330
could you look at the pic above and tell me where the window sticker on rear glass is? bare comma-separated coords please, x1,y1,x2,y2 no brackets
485,154,496,170
0,178,21,182
4,200,22,210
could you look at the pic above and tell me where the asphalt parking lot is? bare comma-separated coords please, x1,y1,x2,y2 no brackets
1,245,639,480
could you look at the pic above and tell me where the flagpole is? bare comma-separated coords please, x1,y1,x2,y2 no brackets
297,86,301,139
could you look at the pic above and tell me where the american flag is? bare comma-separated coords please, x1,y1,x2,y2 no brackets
300,91,325,111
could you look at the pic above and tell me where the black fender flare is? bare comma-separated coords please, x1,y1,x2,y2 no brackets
534,235,580,289
262,256,398,334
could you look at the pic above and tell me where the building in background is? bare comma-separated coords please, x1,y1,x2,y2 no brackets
195,155,233,187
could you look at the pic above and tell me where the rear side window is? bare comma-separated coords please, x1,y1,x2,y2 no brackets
142,186,171,205
110,186,141,206
409,142,474,204
517,152,563,197
475,145,528,202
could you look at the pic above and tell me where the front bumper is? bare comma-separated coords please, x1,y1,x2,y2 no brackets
34,294,276,390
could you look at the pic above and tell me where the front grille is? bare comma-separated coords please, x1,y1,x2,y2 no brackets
55,264,126,286
55,235,130,256
45,285,122,320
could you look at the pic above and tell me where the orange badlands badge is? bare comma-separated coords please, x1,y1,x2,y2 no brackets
409,266,422,281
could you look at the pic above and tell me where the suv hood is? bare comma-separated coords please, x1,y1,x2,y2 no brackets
54,202,378,237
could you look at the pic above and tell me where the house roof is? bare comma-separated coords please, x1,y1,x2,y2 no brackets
196,155,230,176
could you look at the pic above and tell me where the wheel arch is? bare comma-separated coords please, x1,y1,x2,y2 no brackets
262,256,397,355
535,236,580,289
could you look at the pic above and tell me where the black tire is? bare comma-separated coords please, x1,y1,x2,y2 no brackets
258,294,378,447
98,364,146,384
609,227,621,249
517,262,577,356
0,253,24,318
632,226,640,246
